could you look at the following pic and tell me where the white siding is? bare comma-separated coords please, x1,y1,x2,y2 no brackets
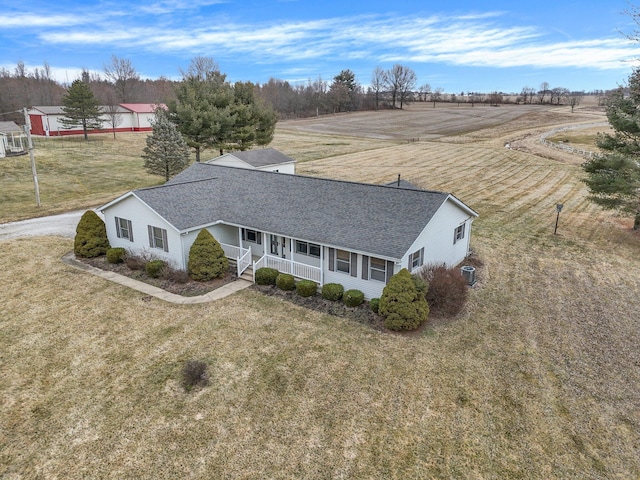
402,197,474,271
323,248,397,300
260,162,295,174
207,155,253,170
103,195,183,268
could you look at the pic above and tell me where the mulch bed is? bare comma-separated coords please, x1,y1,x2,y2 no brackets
79,256,238,297
252,284,386,331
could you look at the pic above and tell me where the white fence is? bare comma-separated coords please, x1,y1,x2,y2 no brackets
539,122,608,160
253,254,322,283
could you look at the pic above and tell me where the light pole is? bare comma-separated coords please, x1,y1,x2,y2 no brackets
554,203,563,235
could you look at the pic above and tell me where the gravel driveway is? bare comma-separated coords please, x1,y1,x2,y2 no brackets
0,210,95,241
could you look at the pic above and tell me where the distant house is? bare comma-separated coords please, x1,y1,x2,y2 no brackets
206,148,297,174
27,104,165,136
99,150,478,299
0,121,27,158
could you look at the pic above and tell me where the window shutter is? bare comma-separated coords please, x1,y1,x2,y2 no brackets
453,228,457,245
115,217,121,238
328,248,335,271
257,232,262,245
419,247,424,266
148,225,153,247
385,260,394,284
128,220,134,242
162,229,168,252
361,255,369,280
407,254,411,270
350,253,357,277
241,228,245,241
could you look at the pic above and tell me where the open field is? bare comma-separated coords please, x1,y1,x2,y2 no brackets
2,104,640,478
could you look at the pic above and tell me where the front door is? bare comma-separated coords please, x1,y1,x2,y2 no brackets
270,234,279,256
270,235,286,258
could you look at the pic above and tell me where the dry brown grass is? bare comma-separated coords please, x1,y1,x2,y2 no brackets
2,105,639,478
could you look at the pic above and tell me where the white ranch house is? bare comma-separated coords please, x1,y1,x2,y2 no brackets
100,156,478,299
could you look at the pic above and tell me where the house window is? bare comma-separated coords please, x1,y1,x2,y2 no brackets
115,217,133,242
410,249,423,271
296,240,307,254
309,243,321,258
336,249,351,274
296,241,321,258
370,257,387,282
454,223,466,244
242,228,262,244
148,225,168,252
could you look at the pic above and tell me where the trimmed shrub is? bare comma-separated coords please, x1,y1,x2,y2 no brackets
106,247,126,264
379,268,429,331
369,297,380,314
182,360,209,391
145,259,166,278
276,273,295,291
296,279,318,297
418,264,469,316
74,210,110,258
255,267,279,285
343,289,364,307
321,283,344,301
188,229,228,281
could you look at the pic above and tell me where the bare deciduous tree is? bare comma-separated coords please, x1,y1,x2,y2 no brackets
537,81,550,104
104,55,140,103
370,66,386,111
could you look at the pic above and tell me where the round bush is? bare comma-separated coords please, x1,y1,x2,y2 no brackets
343,289,364,307
296,279,318,297
418,264,469,316
106,247,126,264
276,273,295,291
145,259,166,278
369,298,380,314
321,283,344,301
255,267,279,285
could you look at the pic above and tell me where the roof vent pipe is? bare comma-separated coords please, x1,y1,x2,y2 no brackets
397,174,401,187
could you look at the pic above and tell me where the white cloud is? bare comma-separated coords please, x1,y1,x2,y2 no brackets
30,11,640,72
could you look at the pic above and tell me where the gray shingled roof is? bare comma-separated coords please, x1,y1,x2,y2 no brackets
207,148,296,168
0,121,23,133
134,164,455,259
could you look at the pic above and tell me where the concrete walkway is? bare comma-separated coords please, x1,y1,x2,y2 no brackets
62,252,252,304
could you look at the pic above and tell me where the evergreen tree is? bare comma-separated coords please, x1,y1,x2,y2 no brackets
379,269,429,331
583,68,640,229
168,57,276,160
188,229,228,281
74,210,110,258
142,109,191,181
60,80,103,140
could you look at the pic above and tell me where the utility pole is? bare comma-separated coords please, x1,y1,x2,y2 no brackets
23,108,41,207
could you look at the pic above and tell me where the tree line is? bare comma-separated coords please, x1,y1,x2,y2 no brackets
1,56,601,127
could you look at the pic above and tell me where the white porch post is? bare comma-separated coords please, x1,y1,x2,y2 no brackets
320,246,324,285
238,228,242,248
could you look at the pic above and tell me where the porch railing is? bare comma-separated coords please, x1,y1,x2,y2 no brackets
220,243,251,277
253,254,322,283
237,248,252,277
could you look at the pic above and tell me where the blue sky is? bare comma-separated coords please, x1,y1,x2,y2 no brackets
2,0,640,93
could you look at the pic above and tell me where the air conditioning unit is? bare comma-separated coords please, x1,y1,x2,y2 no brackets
460,265,476,286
